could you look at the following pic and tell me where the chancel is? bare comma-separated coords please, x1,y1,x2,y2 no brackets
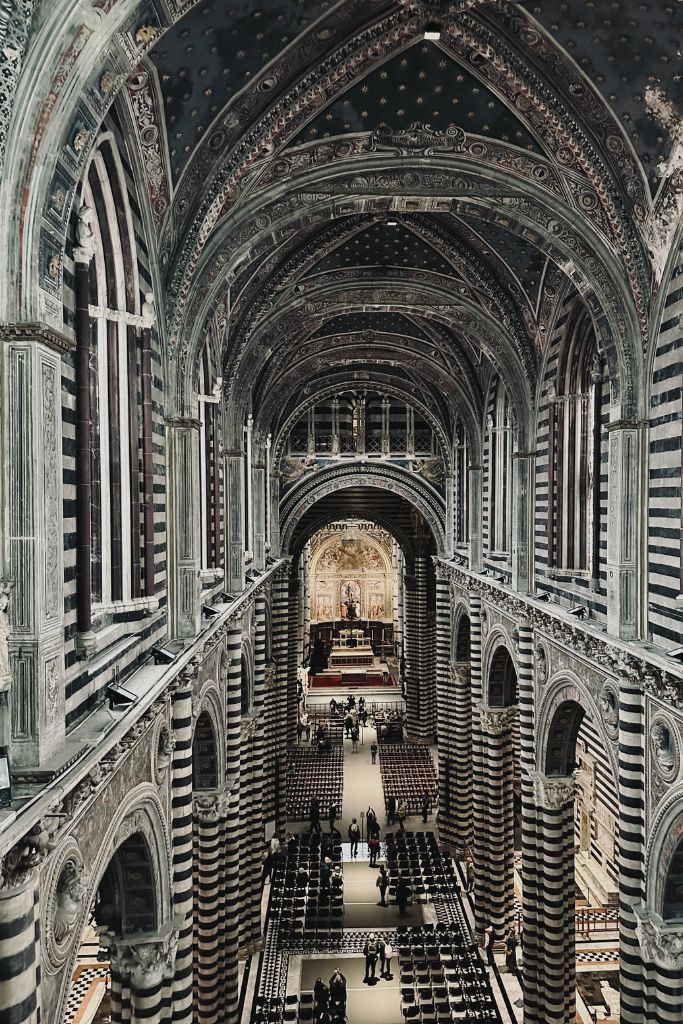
2,3,683,1024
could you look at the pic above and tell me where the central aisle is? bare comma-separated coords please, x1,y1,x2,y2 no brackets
339,724,385,837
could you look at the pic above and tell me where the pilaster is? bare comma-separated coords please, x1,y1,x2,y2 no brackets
606,421,640,639
468,466,483,573
167,417,201,639
2,325,71,765
512,453,535,594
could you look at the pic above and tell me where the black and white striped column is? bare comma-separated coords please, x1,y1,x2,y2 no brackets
0,867,38,1024
618,677,648,1022
517,621,543,1022
415,555,436,741
287,571,300,753
452,657,473,856
249,595,267,949
435,572,455,845
271,574,290,832
469,595,485,935
403,574,419,738
193,794,225,1023
171,669,196,1024
223,621,243,1023
474,703,517,941
525,774,577,1024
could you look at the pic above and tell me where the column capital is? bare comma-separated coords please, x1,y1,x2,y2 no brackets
103,922,180,990
530,771,576,810
165,415,202,431
477,703,517,735
193,788,230,823
635,905,683,970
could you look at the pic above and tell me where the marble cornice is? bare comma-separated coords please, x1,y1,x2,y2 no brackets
433,557,683,712
1,322,75,354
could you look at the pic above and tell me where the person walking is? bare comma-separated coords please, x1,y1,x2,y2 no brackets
328,803,337,832
320,857,332,891
344,713,353,738
421,790,431,823
387,794,396,825
484,923,495,966
505,929,518,973
382,939,394,977
465,857,475,894
396,874,411,915
397,799,407,832
348,818,360,857
376,865,389,906
363,934,379,982
370,740,378,764
351,724,359,753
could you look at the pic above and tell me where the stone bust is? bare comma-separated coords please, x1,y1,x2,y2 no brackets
651,722,676,774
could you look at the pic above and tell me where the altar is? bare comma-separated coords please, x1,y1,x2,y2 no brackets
329,628,375,667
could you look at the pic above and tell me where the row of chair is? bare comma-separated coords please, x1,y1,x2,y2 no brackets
378,744,438,815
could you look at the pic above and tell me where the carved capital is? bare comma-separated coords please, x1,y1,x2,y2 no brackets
103,924,179,990
477,703,517,735
531,772,576,811
635,906,683,970
193,789,229,823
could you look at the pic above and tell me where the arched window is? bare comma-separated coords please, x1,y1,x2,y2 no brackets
84,136,143,607
664,836,683,921
454,614,471,663
488,646,517,707
549,304,602,575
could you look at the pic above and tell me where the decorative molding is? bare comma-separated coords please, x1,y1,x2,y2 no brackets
0,322,74,353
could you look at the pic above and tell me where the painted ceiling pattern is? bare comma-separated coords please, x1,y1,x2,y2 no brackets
311,312,433,342
453,214,549,309
520,0,683,187
149,0,333,180
309,221,455,277
292,40,543,153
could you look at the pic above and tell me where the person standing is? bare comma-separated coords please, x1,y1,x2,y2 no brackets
368,831,380,867
348,818,360,857
351,723,359,753
328,803,337,832
387,794,396,825
310,797,321,834
376,865,389,906
485,925,497,962
328,969,347,1007
396,874,411,915
397,800,407,832
370,740,378,764
382,939,394,977
320,857,332,890
363,934,379,982
344,713,353,738
505,928,518,973
465,857,475,894
366,806,377,836
421,790,431,823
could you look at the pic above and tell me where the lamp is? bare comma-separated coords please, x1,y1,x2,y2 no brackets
105,682,137,710
0,746,11,808
151,644,176,665
568,606,588,619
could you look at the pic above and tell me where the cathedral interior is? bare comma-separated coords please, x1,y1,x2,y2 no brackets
3,1,683,1022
